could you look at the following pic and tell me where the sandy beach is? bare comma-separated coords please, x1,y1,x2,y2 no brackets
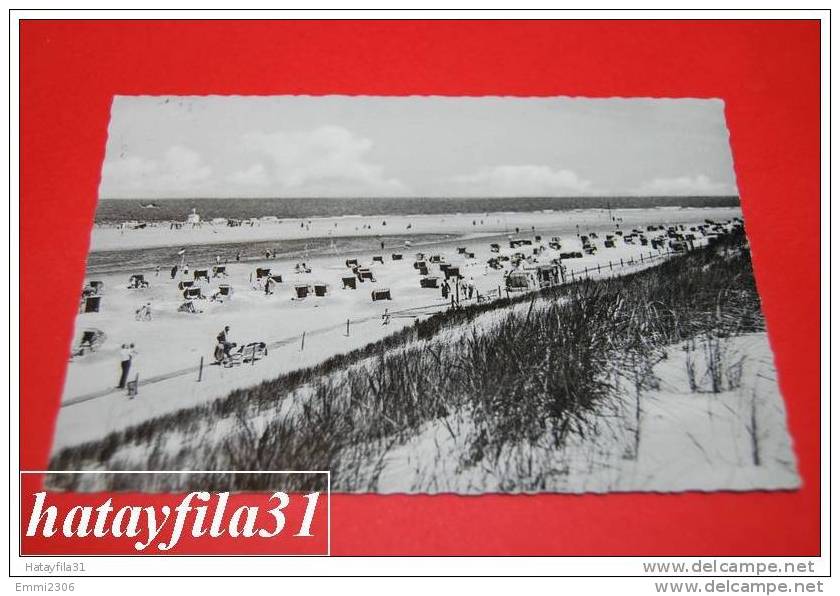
89,206,737,253
54,205,741,449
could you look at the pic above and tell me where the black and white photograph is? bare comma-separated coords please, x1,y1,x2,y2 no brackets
48,95,799,494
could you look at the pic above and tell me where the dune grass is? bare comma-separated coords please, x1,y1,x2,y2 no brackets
49,231,763,492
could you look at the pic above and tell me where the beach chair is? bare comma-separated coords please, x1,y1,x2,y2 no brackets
457,247,467,254
420,276,440,289
371,288,392,301
314,283,328,297
536,265,560,287
80,295,102,313
391,253,403,261
294,284,310,299
84,280,104,296
255,267,272,279
357,268,375,282
183,287,204,300
211,284,233,302
372,255,384,264
345,258,359,268
490,243,500,253
127,274,149,289
342,276,357,290
212,265,228,278
72,328,106,357
177,300,202,314
194,269,210,283
178,280,195,290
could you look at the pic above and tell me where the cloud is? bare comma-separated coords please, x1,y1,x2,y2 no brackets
635,175,737,196
99,145,212,197
228,163,269,187
451,165,595,197
227,126,409,196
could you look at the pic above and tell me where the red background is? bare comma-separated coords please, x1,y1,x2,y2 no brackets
19,20,821,556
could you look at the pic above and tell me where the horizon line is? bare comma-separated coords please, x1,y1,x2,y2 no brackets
99,194,741,201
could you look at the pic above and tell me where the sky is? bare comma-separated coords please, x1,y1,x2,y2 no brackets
99,95,739,199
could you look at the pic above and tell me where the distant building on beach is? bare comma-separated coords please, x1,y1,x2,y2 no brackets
186,208,201,226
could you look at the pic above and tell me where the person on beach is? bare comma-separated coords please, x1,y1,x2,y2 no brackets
216,255,221,264
217,326,233,357
135,302,152,321
170,265,178,279
380,240,385,250
236,251,241,262
154,265,160,277
441,281,450,300
117,343,137,389
467,279,476,300
265,250,271,259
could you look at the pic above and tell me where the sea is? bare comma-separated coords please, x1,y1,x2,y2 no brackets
94,196,739,224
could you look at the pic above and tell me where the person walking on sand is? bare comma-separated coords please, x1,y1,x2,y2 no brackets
441,281,450,300
170,265,178,279
117,343,136,389
217,326,233,358
154,265,160,277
